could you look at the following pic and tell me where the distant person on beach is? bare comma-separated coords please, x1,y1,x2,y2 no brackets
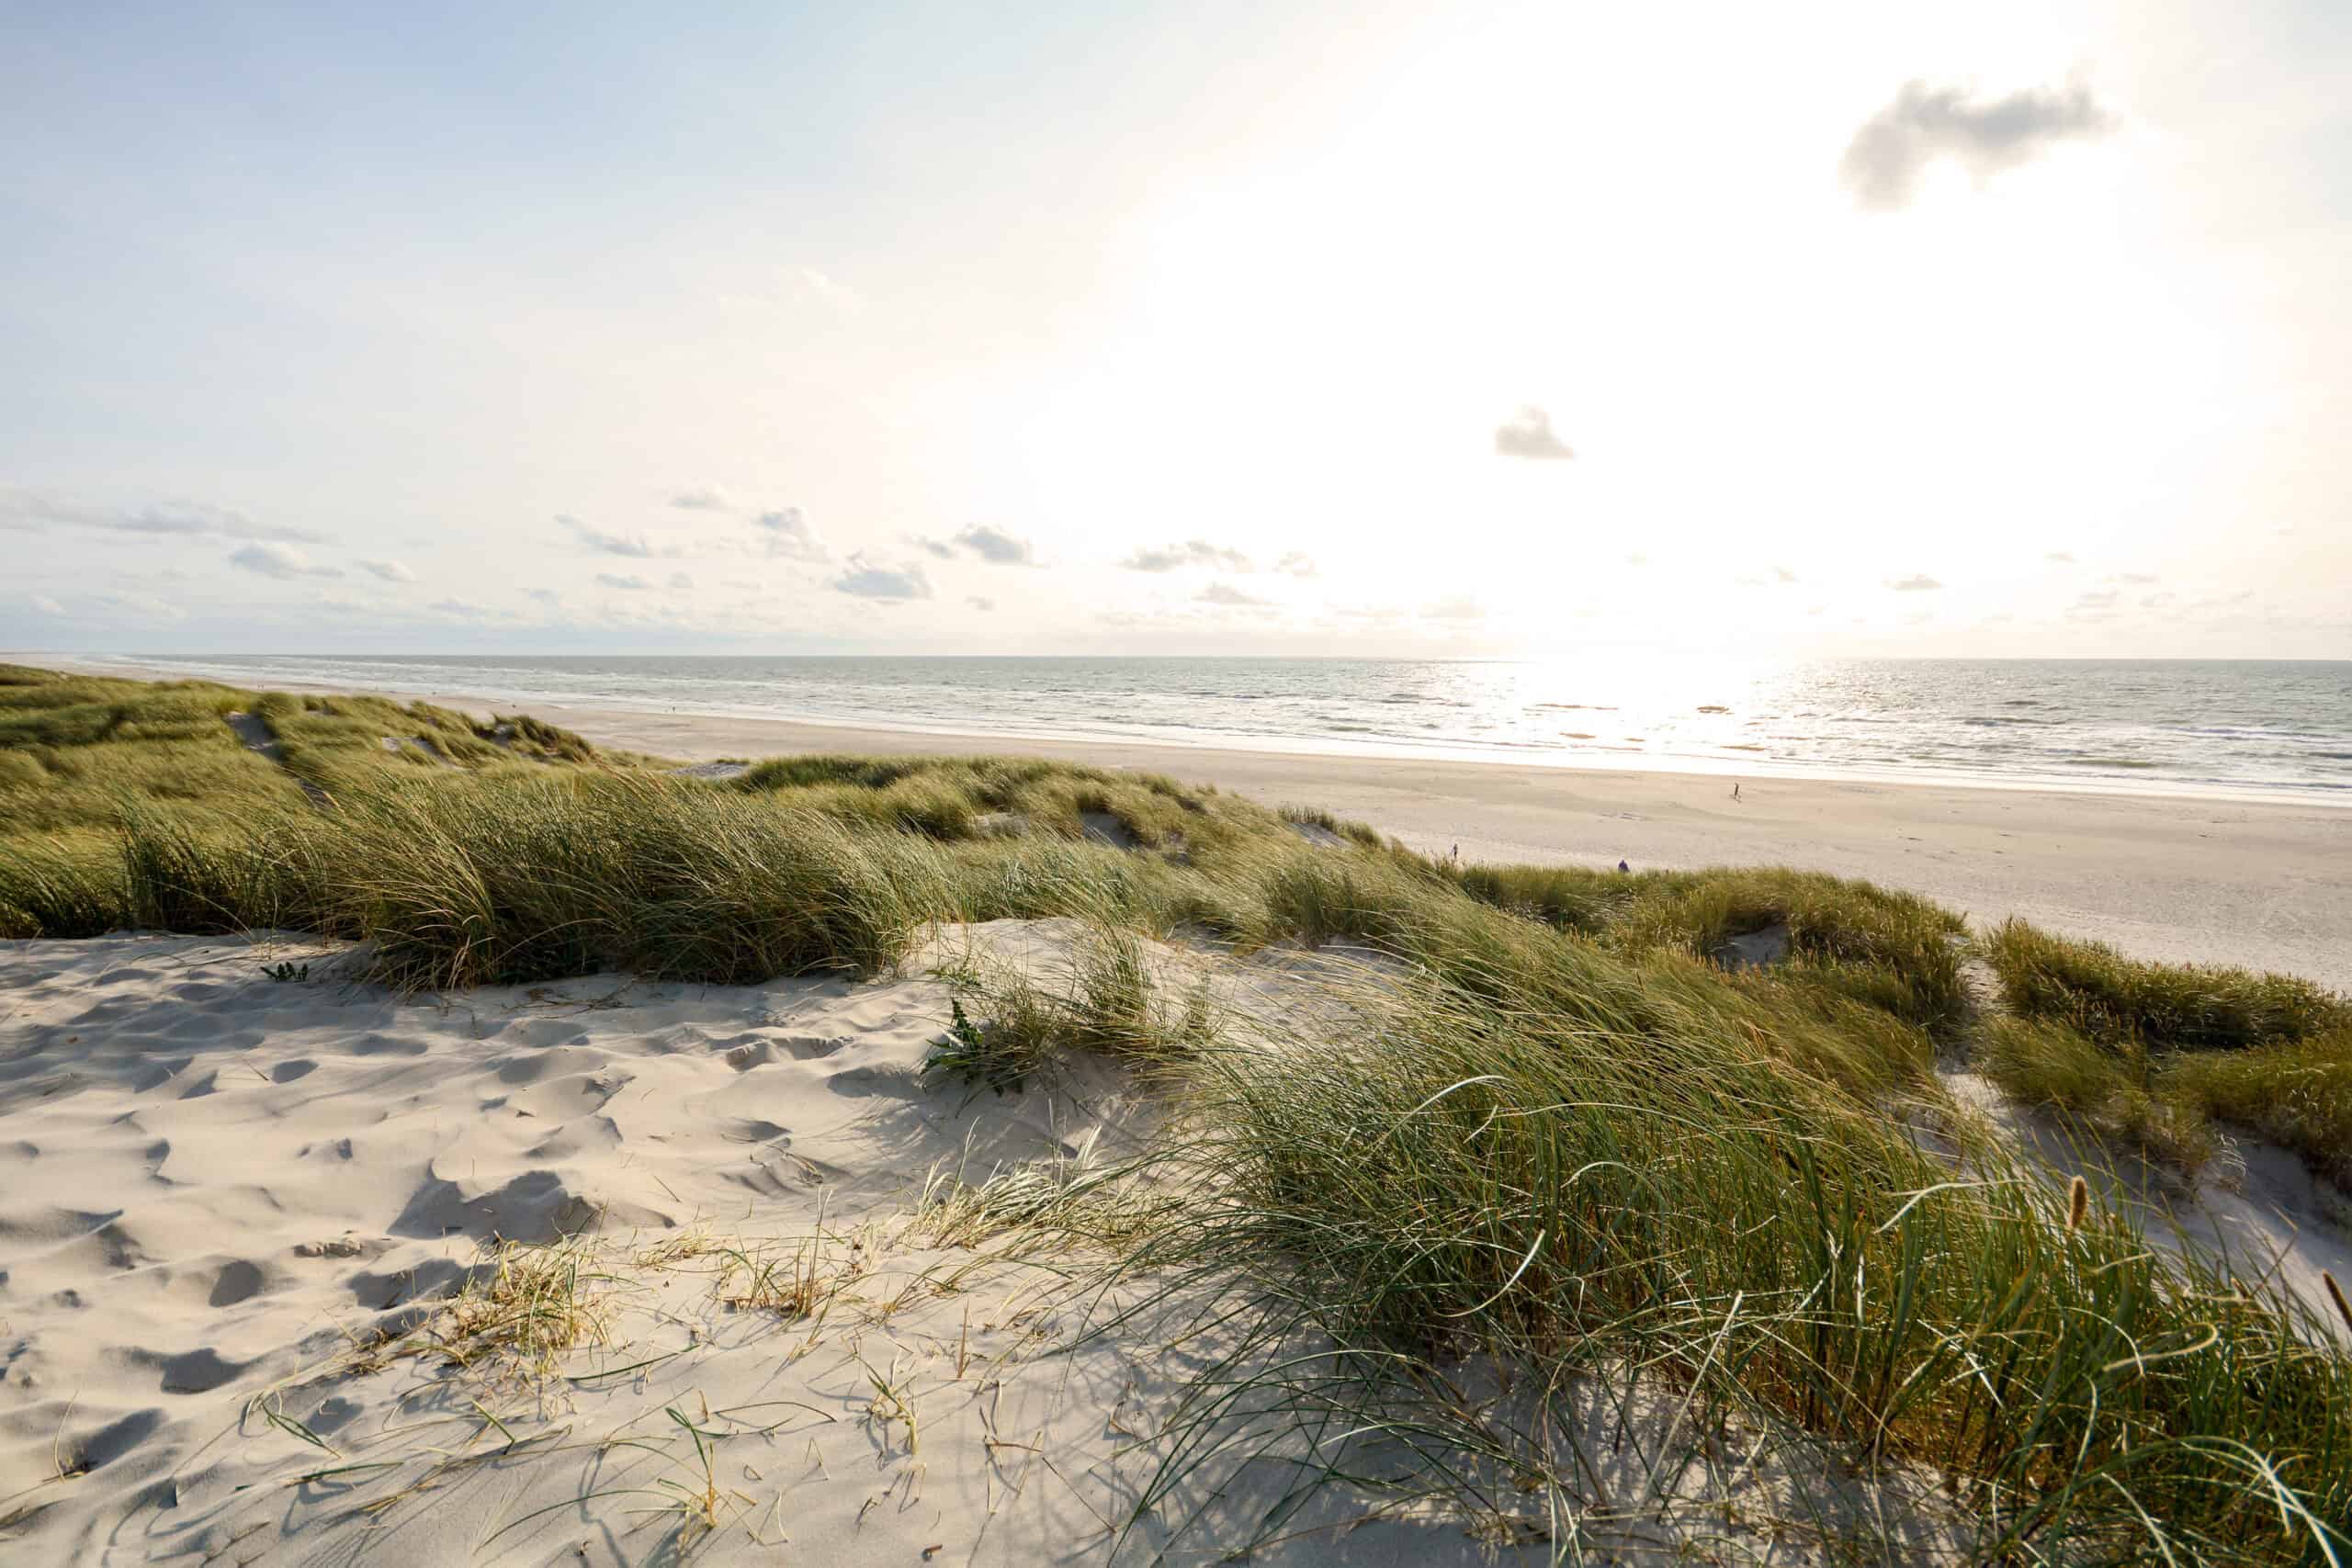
1732,782,1742,803
1617,859,1629,873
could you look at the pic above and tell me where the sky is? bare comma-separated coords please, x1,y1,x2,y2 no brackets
5,0,2348,660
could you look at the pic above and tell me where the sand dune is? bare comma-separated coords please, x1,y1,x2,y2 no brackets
0,927,1587,1564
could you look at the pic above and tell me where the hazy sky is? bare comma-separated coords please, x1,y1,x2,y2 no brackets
6,0,2348,658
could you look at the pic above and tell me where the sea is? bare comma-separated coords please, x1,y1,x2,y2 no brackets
88,654,2352,806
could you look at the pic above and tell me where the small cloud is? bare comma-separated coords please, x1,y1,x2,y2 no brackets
669,487,731,512
1805,605,1826,616
2108,571,2159,584
832,555,932,601
911,536,956,559
1196,581,1271,607
29,593,64,615
596,572,655,591
667,570,695,591
752,507,831,563
230,543,342,580
2068,590,2120,615
0,491,330,544
967,595,996,612
1494,406,1575,460
1625,553,1647,567
1334,603,1405,621
1275,551,1317,578
560,515,671,558
1841,79,2115,212
360,558,416,582
2045,551,2076,564
1774,565,1797,583
526,587,561,605
1122,539,1252,573
1422,594,1487,621
1886,574,1942,592
954,524,1038,566
430,598,502,621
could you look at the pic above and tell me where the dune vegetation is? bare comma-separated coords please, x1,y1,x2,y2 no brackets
3,660,2349,1562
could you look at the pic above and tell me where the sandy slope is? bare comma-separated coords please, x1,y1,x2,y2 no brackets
3,927,1723,1565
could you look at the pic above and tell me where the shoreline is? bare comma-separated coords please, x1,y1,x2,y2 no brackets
19,652,2352,989
28,649,2352,812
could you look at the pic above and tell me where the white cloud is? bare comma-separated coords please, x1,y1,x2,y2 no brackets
669,487,731,512
967,595,996,612
1493,406,1575,460
666,570,695,590
832,555,932,600
430,598,503,621
1275,551,1317,578
526,587,561,605
1423,594,1487,621
597,572,655,591
1886,574,1942,592
2109,571,2160,585
29,594,65,615
2,490,329,543
559,514,673,558
1196,581,1271,607
230,543,342,580
2045,551,2077,564
1840,79,2115,212
911,536,956,559
752,507,831,562
1122,538,1251,572
360,558,416,582
954,524,1038,566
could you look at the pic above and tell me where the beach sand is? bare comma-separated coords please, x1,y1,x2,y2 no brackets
0,925,1990,1564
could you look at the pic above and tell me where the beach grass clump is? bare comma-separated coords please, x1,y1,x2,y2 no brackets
1984,918,2349,1051
1117,948,2351,1563
0,668,310,834
2163,1034,2352,1186
728,752,1252,853
1443,861,1971,1029
1277,802,1385,847
929,926,1218,1094
323,771,950,989
1978,1015,2217,1172
0,832,133,938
